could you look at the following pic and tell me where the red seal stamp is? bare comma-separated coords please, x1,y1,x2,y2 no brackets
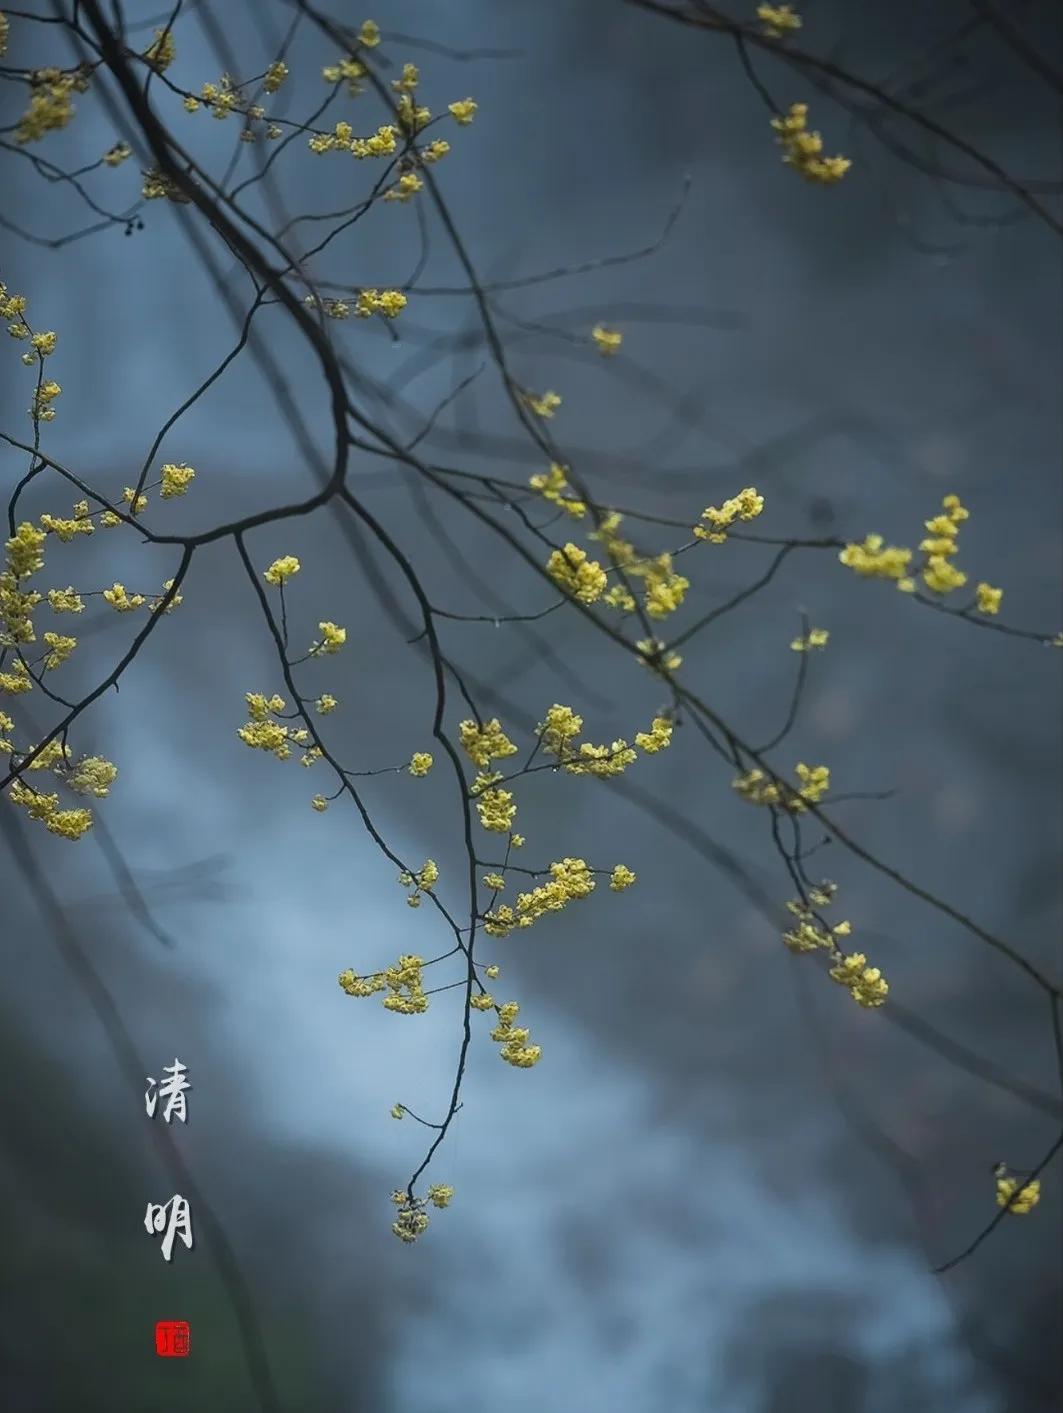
154,1320,191,1357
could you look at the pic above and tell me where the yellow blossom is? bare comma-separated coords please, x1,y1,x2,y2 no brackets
143,26,176,71
67,755,118,797
923,555,967,595
448,98,478,125
757,4,802,37
546,544,607,605
524,389,561,419
102,583,145,612
591,325,623,355
995,1173,1040,1214
694,487,765,542
160,462,196,498
409,752,434,777
41,631,75,670
263,61,288,93
634,717,673,754
477,787,516,833
313,621,347,655
975,582,1002,616
828,952,888,1007
791,628,829,651
263,555,300,586
459,718,518,767
529,464,585,519
636,638,683,672
355,288,407,318
838,534,912,581
771,102,850,182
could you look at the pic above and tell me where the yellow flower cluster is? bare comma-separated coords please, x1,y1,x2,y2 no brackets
390,1193,430,1242
388,1178,451,1242
143,26,176,71
355,288,407,318
102,583,145,612
383,171,424,203
6,521,47,580
30,380,62,422
483,854,634,935
47,587,84,614
919,494,970,595
790,627,829,651
322,55,366,95
475,783,517,833
771,103,851,183
538,702,671,779
489,1000,541,1067
757,4,802,37
524,389,561,419
634,717,673,754
16,66,89,145
975,582,1002,615
62,755,117,798
529,464,586,519
264,555,300,586
782,889,851,955
841,495,1004,611
141,168,192,203
311,621,347,655
838,534,913,583
828,952,888,1007
263,61,288,93
408,751,434,777
21,329,58,366
399,858,439,908
693,487,765,543
459,717,519,767
160,462,196,498
237,691,306,761
41,631,75,669
732,762,829,811
8,780,94,840
636,637,683,673
5,736,113,841
339,952,428,1014
995,1170,1040,1215
309,120,398,156
0,659,32,693
448,99,478,125
585,513,689,620
546,543,608,605
591,325,623,355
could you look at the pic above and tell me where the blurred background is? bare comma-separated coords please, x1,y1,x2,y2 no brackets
1,1,1060,1409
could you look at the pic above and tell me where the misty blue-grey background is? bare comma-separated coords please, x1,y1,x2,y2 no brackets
1,1,1060,1409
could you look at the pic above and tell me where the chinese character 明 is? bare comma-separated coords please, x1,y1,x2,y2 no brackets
144,1194,194,1262
145,1058,191,1123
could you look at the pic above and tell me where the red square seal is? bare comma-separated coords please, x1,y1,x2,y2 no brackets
155,1320,191,1357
